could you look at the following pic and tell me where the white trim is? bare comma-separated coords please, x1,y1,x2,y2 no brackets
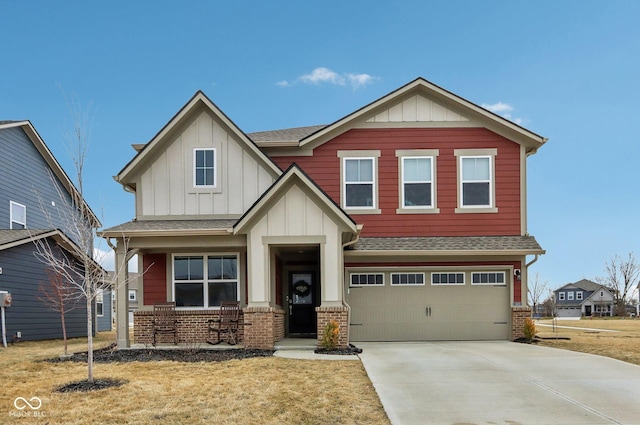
567,292,575,301
431,272,465,286
390,272,426,286
193,148,217,188
9,201,26,229
454,149,498,213
342,156,378,211
172,252,240,308
399,156,436,211
559,292,566,301
349,272,385,287
576,291,583,300
96,289,104,317
128,290,137,301
471,271,506,286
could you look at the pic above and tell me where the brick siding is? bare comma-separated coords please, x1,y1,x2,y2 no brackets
133,309,244,345
242,307,286,349
511,307,532,340
316,306,349,349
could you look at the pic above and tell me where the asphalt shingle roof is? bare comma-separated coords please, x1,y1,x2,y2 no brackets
101,219,236,234
248,125,327,143
351,235,544,253
0,229,51,247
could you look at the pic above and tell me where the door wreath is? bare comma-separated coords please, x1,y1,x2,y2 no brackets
293,280,311,297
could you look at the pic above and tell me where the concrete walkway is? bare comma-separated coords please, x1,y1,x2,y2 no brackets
358,341,640,425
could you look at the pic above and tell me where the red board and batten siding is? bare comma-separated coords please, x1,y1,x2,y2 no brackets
272,128,522,237
142,254,167,305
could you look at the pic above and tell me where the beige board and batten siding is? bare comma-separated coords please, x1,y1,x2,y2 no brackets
245,182,346,307
138,109,275,217
364,94,470,123
346,270,510,341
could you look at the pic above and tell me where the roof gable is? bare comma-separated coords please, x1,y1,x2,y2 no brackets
234,164,357,235
0,121,100,227
299,77,547,153
116,91,282,186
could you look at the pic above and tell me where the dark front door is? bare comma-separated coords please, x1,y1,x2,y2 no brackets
288,272,316,335
585,305,592,316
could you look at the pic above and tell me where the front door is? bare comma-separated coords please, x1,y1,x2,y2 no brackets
585,305,592,316
288,272,316,335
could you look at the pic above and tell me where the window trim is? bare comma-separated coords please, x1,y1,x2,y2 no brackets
128,290,137,301
558,292,566,301
193,148,217,189
96,289,104,317
396,150,440,214
567,292,575,301
431,272,466,286
454,149,498,213
390,272,426,286
349,273,385,287
172,253,240,309
10,201,26,229
471,271,506,286
338,150,381,214
576,292,583,300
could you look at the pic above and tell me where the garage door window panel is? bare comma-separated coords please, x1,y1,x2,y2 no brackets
391,273,425,286
471,272,505,285
431,273,465,285
350,273,384,286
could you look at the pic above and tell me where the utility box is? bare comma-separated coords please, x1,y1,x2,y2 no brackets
0,291,11,307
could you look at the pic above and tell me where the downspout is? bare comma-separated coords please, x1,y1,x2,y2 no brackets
523,254,540,310
341,224,363,346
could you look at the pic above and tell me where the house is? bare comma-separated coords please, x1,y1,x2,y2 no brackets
109,271,140,326
554,279,614,317
103,78,547,349
0,121,110,342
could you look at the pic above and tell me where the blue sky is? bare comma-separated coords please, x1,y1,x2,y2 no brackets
2,1,639,292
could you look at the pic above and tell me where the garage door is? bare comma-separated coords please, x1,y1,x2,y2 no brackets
346,271,511,341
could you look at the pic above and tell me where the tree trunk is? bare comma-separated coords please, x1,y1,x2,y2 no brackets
61,305,68,356
86,296,93,383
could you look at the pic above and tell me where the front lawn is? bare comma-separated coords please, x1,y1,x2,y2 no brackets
0,332,389,424
535,318,640,366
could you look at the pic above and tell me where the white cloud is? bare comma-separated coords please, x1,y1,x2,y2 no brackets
278,67,377,89
94,247,138,272
481,102,523,125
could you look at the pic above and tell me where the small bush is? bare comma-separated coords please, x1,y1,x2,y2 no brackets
321,320,340,350
523,317,537,340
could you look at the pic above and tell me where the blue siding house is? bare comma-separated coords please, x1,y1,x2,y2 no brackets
0,120,109,342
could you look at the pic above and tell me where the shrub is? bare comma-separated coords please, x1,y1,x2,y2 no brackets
523,317,537,340
321,319,340,350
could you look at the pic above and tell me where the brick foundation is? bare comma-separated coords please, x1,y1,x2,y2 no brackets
133,309,244,345
242,307,285,349
316,306,349,349
511,307,532,340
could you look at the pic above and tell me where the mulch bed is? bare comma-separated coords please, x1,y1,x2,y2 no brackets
47,343,275,364
314,344,362,355
55,378,128,393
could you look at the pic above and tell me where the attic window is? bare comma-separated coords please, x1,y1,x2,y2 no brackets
194,148,216,187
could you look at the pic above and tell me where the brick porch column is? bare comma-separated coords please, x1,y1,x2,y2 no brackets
242,307,285,349
316,306,349,349
511,306,532,340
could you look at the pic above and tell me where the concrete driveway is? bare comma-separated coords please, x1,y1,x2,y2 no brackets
358,341,640,425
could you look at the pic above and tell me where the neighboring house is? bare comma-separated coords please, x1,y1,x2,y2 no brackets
0,121,109,341
103,78,547,349
109,271,140,326
554,279,614,317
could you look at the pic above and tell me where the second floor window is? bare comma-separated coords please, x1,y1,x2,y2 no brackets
194,148,216,187
401,157,433,208
10,201,26,229
460,156,492,207
344,157,375,208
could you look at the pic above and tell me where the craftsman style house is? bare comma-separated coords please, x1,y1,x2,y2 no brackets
554,279,614,318
0,121,109,341
104,78,546,349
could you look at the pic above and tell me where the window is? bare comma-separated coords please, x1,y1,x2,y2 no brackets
96,290,104,317
128,290,137,301
559,292,565,301
567,292,574,301
401,157,433,208
431,273,465,285
344,158,375,208
350,273,384,286
391,273,425,286
10,201,26,229
455,149,497,212
576,292,583,300
338,151,380,213
194,148,216,187
173,254,238,307
471,272,505,285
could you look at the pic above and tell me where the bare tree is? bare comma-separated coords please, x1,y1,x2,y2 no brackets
599,252,640,316
527,272,548,317
37,268,82,356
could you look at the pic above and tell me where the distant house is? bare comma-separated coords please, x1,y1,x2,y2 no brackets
554,279,614,318
0,120,110,341
110,271,140,326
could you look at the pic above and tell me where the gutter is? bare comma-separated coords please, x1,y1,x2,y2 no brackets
341,224,363,345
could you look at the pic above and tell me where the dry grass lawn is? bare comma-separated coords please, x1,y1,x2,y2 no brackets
0,332,389,425
535,318,640,366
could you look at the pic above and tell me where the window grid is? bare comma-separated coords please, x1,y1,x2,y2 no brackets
558,292,566,301
350,273,384,286
431,272,465,285
10,201,26,229
173,254,239,308
391,273,425,286
576,292,583,300
567,292,575,301
343,157,375,209
471,272,505,285
194,148,216,187
460,156,492,208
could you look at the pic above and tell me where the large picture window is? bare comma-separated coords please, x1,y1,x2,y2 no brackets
173,254,238,307
194,148,216,187
344,157,375,208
